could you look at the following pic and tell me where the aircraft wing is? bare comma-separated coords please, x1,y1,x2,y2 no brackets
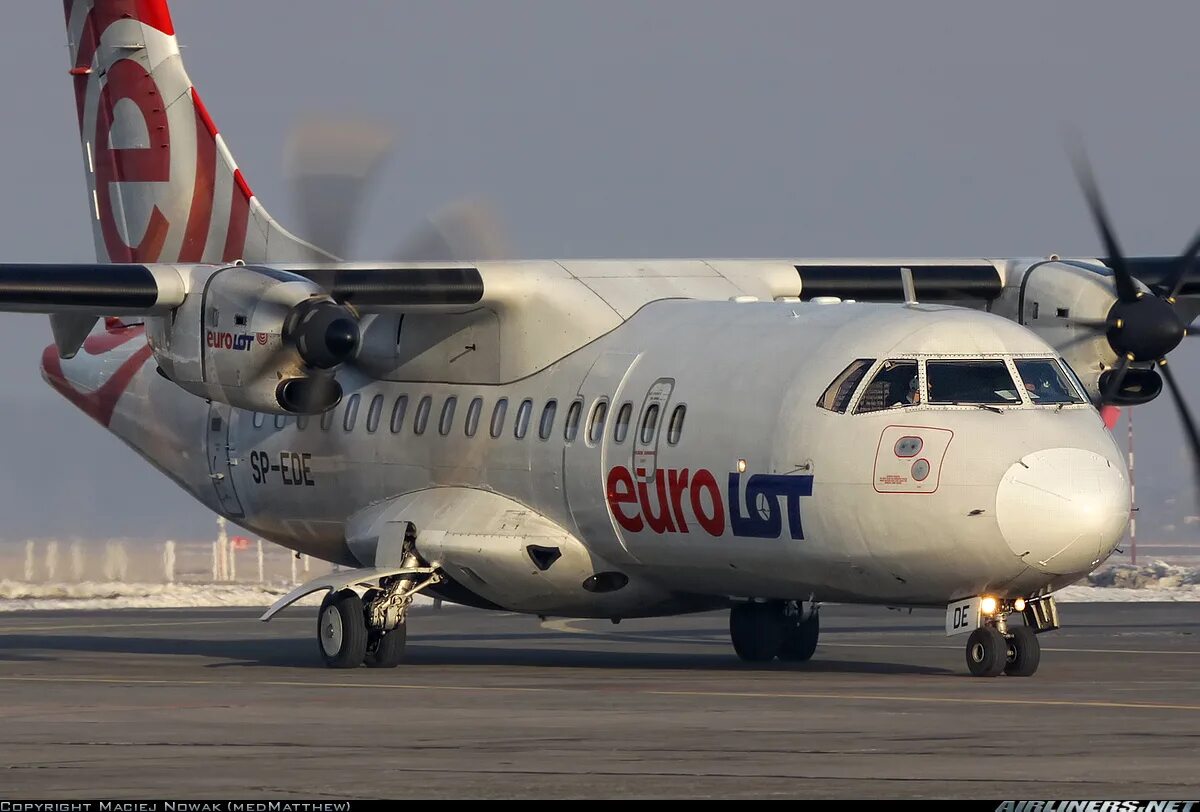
0,263,485,314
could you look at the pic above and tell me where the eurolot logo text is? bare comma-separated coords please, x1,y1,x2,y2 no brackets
205,330,268,351
606,465,814,540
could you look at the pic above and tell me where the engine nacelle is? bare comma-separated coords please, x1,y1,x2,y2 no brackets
148,265,360,414
991,259,1126,402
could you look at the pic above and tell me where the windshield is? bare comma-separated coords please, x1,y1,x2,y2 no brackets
854,360,919,413
1014,358,1085,404
926,360,1021,405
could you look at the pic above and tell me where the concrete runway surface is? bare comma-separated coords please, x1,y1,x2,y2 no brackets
0,603,1197,799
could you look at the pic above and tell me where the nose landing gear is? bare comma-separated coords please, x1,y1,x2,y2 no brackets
963,597,1051,677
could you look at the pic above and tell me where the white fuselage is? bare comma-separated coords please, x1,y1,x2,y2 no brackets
44,297,1129,617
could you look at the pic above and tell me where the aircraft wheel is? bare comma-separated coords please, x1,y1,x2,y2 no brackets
779,611,819,662
965,626,1006,677
365,624,407,668
317,589,368,669
1004,625,1041,677
730,602,785,662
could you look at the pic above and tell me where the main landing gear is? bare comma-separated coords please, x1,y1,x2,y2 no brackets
316,558,443,669
729,600,819,663
963,596,1058,678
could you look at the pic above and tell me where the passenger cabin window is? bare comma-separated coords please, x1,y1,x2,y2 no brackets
564,399,583,443
253,412,265,429
818,358,875,413
365,394,384,433
343,394,360,431
515,399,533,439
667,405,686,445
854,360,919,414
926,360,1021,405
465,397,483,437
274,414,287,429
320,408,335,431
414,395,432,435
1015,358,1085,405
389,395,408,433
539,400,557,440
640,403,661,443
613,402,633,443
297,414,309,431
588,399,609,445
439,397,457,436
490,398,509,438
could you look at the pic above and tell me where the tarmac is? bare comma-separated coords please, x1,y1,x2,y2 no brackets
0,602,1197,799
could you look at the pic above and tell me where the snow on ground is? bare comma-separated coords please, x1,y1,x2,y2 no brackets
0,580,433,612
0,561,1197,611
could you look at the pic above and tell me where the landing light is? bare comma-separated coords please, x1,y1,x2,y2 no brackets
1013,597,1027,613
736,458,748,474
980,596,999,616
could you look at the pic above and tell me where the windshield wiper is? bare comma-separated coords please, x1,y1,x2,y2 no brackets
951,402,1004,414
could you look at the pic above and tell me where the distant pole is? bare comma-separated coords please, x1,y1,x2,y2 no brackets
256,539,265,584
290,552,297,584
70,541,84,582
1128,408,1137,565
216,516,229,581
212,540,219,581
303,554,310,574
163,540,176,584
45,540,58,582
23,540,34,582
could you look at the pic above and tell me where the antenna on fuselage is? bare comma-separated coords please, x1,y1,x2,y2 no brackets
900,266,918,305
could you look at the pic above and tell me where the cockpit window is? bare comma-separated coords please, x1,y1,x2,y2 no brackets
1015,358,1085,404
818,358,874,413
854,360,919,414
926,360,1021,405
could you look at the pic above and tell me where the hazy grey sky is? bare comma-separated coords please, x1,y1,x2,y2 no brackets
1,1,1198,541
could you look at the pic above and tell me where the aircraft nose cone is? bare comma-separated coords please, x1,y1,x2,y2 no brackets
996,448,1129,577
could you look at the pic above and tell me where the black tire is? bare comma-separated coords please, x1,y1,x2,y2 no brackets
729,602,785,662
317,589,368,669
365,624,407,668
1004,625,1041,677
965,626,1006,677
779,612,819,662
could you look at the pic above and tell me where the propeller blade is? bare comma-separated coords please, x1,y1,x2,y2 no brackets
1163,227,1200,300
1159,362,1200,496
1064,317,1112,332
284,116,395,260
392,199,511,262
1101,354,1133,404
1068,145,1140,303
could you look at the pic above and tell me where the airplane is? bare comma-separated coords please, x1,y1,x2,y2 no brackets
3,0,1197,678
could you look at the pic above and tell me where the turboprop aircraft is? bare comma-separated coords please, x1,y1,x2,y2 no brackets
5,0,1199,677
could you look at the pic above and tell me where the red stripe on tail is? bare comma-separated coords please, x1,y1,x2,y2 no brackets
180,89,218,262
222,175,251,263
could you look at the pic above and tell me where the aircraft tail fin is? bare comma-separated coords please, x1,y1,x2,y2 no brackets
62,0,331,264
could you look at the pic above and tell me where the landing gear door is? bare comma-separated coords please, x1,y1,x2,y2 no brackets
563,351,642,565
206,402,245,517
632,378,674,483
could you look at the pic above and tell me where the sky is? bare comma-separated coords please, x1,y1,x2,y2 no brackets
0,1,1198,542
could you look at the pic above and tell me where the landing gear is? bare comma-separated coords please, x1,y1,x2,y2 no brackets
307,542,443,668
965,626,1006,677
365,625,407,668
318,589,368,669
730,600,820,663
961,596,1052,677
1004,625,1041,677
779,611,820,662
